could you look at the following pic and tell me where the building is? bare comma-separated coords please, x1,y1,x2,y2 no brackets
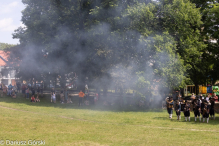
0,50,16,86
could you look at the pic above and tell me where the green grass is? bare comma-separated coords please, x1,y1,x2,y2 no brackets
0,94,219,146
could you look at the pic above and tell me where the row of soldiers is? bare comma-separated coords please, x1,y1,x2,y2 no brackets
166,96,215,123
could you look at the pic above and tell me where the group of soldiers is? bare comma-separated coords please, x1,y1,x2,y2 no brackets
166,93,217,123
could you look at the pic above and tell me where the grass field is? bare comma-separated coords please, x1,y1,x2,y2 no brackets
0,94,219,146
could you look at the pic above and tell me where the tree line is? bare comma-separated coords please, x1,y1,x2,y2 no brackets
4,0,219,95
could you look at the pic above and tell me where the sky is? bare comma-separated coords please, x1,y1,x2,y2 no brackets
0,0,25,45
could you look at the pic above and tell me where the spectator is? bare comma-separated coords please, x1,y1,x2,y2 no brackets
190,93,196,100
37,86,40,97
22,84,26,98
17,82,21,93
35,96,40,102
60,89,64,103
26,87,30,99
51,88,56,103
206,94,210,102
64,88,69,103
0,83,3,97
13,85,17,95
78,90,85,106
94,93,98,103
85,89,89,100
31,95,35,102
40,85,43,96
7,84,13,96
31,87,35,96
11,90,16,98
66,89,72,104
213,93,218,102
3,84,7,96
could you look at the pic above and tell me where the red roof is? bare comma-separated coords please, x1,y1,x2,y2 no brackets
0,50,9,66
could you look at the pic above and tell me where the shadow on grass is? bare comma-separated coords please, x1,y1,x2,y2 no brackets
153,115,219,125
0,93,164,113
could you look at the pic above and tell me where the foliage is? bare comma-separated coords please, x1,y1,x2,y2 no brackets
8,0,219,94
0,43,15,50
125,0,209,94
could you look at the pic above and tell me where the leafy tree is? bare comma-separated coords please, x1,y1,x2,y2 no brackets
126,0,207,94
10,0,196,95
0,43,15,50
189,1,219,86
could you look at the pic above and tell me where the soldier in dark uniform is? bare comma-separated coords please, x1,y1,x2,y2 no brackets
184,100,190,122
209,97,215,120
175,100,181,120
191,97,196,117
167,97,174,119
194,98,201,122
200,97,205,119
203,102,210,123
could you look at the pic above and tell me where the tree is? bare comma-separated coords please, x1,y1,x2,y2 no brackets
0,43,15,50
125,0,207,94
11,0,188,94
189,1,219,86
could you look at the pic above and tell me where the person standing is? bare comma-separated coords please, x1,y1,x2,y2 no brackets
201,97,205,119
194,99,201,122
184,101,190,122
0,83,3,97
51,88,55,103
199,94,204,99
51,91,56,103
191,98,196,117
13,85,17,95
60,89,64,104
37,86,40,97
7,84,13,96
175,101,181,120
26,87,29,99
17,82,21,93
64,88,69,103
212,93,218,102
78,90,85,106
94,92,99,104
167,97,174,119
0,83,2,90
203,102,210,123
31,87,35,96
3,84,7,96
22,84,26,98
190,93,196,100
206,94,210,102
40,85,43,97
209,97,215,120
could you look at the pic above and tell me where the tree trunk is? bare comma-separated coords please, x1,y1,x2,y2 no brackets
195,83,199,96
